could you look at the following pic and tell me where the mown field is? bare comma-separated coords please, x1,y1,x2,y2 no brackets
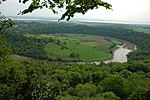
25,34,122,61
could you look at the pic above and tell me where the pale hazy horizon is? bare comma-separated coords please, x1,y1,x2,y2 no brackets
1,0,150,23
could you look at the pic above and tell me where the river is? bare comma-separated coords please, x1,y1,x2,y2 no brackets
91,41,136,65
108,47,131,63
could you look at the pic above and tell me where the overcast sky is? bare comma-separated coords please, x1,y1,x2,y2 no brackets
1,0,150,23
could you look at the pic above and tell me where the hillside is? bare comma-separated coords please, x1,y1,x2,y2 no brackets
7,20,150,61
4,32,123,62
0,20,150,100
0,37,150,99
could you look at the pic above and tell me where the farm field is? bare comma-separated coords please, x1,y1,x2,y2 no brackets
25,34,122,61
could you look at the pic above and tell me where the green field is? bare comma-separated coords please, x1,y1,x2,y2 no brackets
25,34,122,61
133,28,150,34
95,41,114,52
110,39,123,45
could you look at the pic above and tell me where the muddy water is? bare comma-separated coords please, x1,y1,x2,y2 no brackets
104,46,132,63
91,42,136,64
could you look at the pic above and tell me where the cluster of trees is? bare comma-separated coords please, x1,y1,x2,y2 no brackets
0,45,150,99
4,32,53,60
128,51,150,61
0,36,11,59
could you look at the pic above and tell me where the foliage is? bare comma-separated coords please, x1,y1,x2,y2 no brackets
128,50,150,61
0,12,14,34
4,32,52,60
0,0,112,21
0,56,150,99
69,52,79,58
0,36,11,59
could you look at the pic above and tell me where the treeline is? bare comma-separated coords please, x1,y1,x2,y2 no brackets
12,21,150,61
128,50,150,61
4,32,53,60
1,48,150,99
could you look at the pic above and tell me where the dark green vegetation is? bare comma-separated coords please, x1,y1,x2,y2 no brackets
0,13,14,33
1,36,150,100
4,33,52,60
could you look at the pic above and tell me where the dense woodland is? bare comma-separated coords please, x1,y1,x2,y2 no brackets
4,32,53,60
0,20,150,100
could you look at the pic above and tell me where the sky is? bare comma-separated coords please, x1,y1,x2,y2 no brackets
0,0,150,23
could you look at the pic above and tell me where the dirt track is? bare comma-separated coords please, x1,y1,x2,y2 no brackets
13,55,32,60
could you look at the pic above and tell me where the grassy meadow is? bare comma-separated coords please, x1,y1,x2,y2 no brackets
25,34,122,61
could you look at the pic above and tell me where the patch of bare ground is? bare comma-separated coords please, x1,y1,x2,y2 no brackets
81,39,94,42
95,38,107,45
12,55,32,60
123,41,136,50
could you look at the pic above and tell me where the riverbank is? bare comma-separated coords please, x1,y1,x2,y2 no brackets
12,41,136,64
87,41,136,64
123,41,136,50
